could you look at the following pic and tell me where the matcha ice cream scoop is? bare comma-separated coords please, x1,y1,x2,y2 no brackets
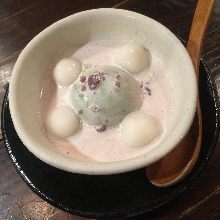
70,66,142,128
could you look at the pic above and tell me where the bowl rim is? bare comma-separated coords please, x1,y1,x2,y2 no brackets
9,8,197,175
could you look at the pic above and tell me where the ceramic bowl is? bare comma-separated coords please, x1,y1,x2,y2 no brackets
9,8,197,174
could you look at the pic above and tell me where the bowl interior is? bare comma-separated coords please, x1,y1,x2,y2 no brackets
9,8,197,174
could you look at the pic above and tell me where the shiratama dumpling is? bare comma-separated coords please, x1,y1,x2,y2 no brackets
121,111,159,147
53,58,82,86
115,43,151,74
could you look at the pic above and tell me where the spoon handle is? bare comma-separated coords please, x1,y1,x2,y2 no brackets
187,0,216,77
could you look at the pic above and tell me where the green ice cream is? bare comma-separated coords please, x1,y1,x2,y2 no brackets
70,66,142,128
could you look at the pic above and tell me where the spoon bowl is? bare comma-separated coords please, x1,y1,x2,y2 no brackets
147,111,201,186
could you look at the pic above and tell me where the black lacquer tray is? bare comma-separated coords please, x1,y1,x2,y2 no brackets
2,61,220,219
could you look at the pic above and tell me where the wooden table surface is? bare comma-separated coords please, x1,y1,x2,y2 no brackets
0,0,220,219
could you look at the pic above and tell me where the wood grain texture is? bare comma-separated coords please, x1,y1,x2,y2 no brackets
187,0,216,75
0,0,220,219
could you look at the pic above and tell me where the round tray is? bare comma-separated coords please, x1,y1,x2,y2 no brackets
2,61,220,219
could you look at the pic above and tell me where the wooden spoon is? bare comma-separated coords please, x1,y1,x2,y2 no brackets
146,0,215,187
